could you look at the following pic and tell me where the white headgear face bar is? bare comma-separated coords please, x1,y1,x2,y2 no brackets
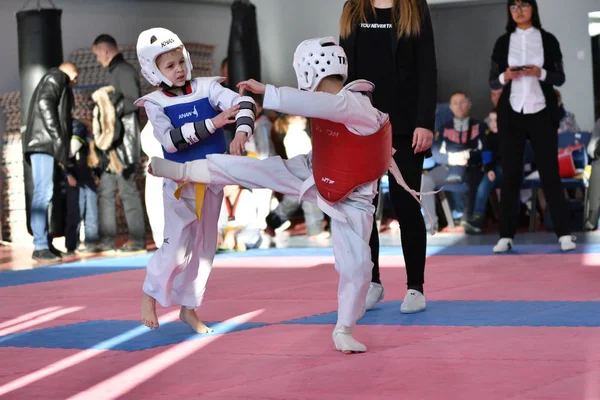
292,37,348,92
136,27,193,87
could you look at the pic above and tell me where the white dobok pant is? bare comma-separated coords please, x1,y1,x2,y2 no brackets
143,181,223,309
155,153,376,328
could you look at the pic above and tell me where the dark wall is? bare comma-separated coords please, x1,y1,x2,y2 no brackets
430,1,506,122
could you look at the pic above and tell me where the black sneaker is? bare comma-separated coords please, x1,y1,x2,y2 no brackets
64,250,78,256
49,247,65,258
116,242,146,254
78,244,104,254
32,249,61,262
463,214,484,234
94,243,116,254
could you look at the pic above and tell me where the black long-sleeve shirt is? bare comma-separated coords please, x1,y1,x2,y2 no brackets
489,29,564,131
340,0,437,140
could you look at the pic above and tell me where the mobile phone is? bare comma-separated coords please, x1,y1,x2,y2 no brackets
511,66,525,71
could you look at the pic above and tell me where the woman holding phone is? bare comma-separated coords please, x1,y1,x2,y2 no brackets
489,0,575,252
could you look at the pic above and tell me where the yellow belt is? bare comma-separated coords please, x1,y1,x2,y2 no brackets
174,183,206,220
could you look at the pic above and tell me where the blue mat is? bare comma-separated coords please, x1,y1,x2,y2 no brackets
285,300,600,327
2,301,600,351
0,319,267,351
2,244,599,289
0,267,137,288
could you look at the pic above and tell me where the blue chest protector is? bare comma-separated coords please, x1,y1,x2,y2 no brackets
137,77,227,163
162,98,226,163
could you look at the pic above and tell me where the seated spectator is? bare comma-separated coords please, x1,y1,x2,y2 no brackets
431,91,486,223
464,109,502,234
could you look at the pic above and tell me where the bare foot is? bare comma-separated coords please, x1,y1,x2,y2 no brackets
179,307,213,334
141,293,159,329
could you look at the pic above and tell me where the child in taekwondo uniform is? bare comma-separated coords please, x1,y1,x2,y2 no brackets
134,27,255,332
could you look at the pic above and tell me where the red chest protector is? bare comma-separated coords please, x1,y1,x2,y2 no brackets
311,117,392,203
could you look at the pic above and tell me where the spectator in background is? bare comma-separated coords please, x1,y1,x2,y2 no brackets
0,107,5,242
585,118,600,230
264,115,329,240
65,120,99,254
92,34,146,253
220,57,229,87
485,88,503,126
489,0,575,252
217,184,262,252
464,109,502,233
245,95,276,230
555,90,580,133
23,63,79,262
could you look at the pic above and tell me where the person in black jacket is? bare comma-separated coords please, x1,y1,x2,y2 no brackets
339,0,437,314
489,0,575,252
92,34,146,253
23,63,79,262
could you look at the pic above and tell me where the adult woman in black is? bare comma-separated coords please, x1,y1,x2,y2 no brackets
339,0,437,313
489,0,576,252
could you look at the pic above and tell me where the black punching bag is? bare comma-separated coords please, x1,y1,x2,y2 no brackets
227,0,261,90
17,8,63,128
17,7,65,238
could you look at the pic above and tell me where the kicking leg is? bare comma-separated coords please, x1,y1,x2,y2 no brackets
150,154,311,199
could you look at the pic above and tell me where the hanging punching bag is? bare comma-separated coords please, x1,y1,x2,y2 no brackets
227,0,261,90
17,7,65,238
17,8,63,128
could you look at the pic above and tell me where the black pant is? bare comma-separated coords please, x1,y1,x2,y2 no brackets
98,167,146,247
370,137,426,289
499,108,570,238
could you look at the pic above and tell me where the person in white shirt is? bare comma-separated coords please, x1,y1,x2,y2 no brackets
489,0,575,252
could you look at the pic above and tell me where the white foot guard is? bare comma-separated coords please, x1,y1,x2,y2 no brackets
332,323,367,354
400,289,426,314
149,157,211,183
493,238,513,253
559,235,576,252
365,282,385,311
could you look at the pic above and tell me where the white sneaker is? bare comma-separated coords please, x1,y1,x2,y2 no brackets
400,289,426,314
365,282,385,311
332,323,367,354
559,235,576,252
493,238,513,253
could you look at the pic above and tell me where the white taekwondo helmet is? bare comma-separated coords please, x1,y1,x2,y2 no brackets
293,37,348,92
136,27,193,87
